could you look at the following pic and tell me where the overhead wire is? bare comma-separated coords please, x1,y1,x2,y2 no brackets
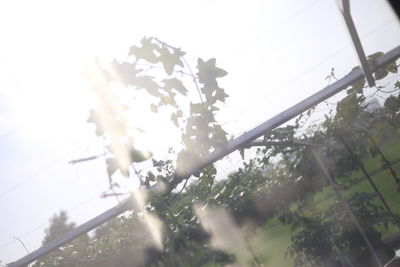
0,127,20,143
0,138,100,199
227,18,397,126
235,0,323,54
0,191,104,251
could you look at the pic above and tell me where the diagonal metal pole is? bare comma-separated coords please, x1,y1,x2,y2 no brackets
338,136,400,230
7,198,134,267
246,139,325,148
353,124,400,185
175,45,400,180
311,148,383,267
337,0,375,87
7,45,400,267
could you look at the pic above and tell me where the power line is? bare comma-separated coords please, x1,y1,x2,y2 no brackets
235,0,322,54
229,18,396,124
0,192,102,251
0,126,20,143
0,144,89,199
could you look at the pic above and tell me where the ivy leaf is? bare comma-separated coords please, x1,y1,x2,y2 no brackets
157,47,185,75
160,94,177,107
384,96,399,112
162,78,188,95
197,58,228,88
213,124,228,144
177,109,183,118
215,88,229,103
171,112,179,127
182,134,195,151
134,76,160,97
106,158,120,177
367,51,398,77
239,148,245,160
190,102,205,114
87,109,104,136
176,150,199,177
130,148,152,163
129,37,159,64
150,103,158,113
109,60,141,87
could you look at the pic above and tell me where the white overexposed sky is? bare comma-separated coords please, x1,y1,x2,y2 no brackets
0,0,399,264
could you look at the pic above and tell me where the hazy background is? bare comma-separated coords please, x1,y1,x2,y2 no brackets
0,0,399,264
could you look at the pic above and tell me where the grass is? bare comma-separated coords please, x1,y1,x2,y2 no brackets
248,134,400,266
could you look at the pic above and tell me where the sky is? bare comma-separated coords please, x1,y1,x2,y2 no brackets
0,0,399,264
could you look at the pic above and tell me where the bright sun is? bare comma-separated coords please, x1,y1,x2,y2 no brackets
1,0,184,158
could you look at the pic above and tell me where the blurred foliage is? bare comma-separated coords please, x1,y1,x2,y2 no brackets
34,40,400,267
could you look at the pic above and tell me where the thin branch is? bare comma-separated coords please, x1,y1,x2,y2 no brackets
181,56,204,104
247,139,325,148
69,153,106,164
101,192,130,198
376,87,400,94
131,164,145,186
154,37,204,103
136,63,196,78
13,237,29,254
177,177,190,195
102,137,120,203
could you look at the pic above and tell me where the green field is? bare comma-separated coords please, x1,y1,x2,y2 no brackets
248,135,400,266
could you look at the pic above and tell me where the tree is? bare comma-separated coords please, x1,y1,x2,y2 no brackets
41,211,75,245
33,211,89,267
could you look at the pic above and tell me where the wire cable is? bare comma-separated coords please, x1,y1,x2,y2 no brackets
0,192,102,251
0,143,91,199
230,18,396,123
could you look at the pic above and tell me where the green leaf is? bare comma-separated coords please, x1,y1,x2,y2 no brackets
177,109,183,118
109,60,141,86
160,94,177,107
134,76,160,97
190,102,205,114
162,78,188,95
176,150,199,177
215,88,229,103
196,58,228,88
384,96,399,112
374,68,388,80
157,47,185,75
87,109,104,136
239,148,245,160
171,112,179,127
150,103,158,113
387,61,398,74
106,158,119,177
367,51,394,80
129,37,159,63
130,148,152,163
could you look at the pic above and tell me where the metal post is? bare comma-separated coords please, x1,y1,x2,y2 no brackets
337,0,375,87
175,45,400,179
312,148,383,267
339,136,400,230
7,197,134,267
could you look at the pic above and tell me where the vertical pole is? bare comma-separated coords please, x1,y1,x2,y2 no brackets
311,148,383,267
